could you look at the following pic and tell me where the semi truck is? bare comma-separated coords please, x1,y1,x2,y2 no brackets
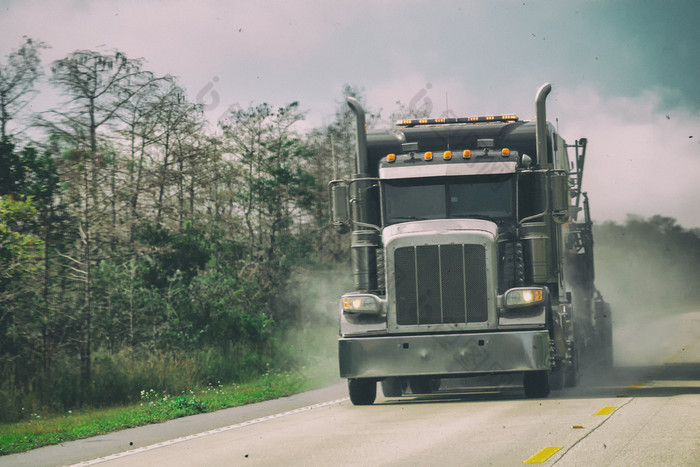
329,83,612,405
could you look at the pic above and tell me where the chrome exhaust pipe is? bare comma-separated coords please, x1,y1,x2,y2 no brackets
346,97,377,292
347,97,368,175
535,83,552,164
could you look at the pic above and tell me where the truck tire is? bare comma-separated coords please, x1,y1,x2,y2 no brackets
602,339,613,368
600,320,614,368
381,377,404,397
549,365,565,391
565,346,579,388
594,300,614,368
565,363,579,388
348,379,376,405
523,370,550,398
409,377,433,395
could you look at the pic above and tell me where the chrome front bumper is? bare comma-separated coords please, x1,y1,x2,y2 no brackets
339,330,550,379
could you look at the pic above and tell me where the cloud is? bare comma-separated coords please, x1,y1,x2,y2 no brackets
2,1,699,228
554,85,700,227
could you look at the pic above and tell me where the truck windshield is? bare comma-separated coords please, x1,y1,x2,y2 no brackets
382,174,514,226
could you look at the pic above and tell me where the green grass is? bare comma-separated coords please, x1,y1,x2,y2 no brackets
0,306,342,457
0,367,338,456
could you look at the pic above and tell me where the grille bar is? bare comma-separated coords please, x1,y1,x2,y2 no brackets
395,244,487,325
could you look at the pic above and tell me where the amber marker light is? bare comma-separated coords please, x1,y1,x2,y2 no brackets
463,150,472,159
341,294,382,314
505,288,545,307
424,151,433,161
502,148,510,157
443,150,452,160
387,153,396,162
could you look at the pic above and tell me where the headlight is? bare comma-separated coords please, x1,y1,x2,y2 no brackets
341,294,382,314
504,288,546,308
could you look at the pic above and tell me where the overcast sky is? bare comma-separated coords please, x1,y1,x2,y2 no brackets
2,0,699,227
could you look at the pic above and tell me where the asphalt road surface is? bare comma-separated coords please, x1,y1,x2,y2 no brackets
3,311,699,467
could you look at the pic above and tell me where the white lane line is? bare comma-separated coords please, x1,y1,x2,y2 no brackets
69,398,349,466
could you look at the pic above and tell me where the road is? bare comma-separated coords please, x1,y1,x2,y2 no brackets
3,311,700,466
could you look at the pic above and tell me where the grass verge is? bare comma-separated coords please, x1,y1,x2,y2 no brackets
0,368,338,456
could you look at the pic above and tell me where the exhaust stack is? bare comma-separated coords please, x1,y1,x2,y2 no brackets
347,97,368,175
535,83,552,164
346,97,378,292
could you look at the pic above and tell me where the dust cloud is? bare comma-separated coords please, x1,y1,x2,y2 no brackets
593,219,700,368
279,264,352,384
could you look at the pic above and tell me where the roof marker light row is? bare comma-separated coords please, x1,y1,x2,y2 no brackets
396,115,519,127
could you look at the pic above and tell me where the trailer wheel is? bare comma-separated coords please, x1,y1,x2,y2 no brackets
381,377,404,398
600,320,614,369
594,300,614,368
348,379,376,405
409,377,433,395
565,346,579,388
602,339,613,368
549,365,565,391
523,370,550,398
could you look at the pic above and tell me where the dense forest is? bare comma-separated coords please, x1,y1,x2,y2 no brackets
0,38,375,422
1,38,699,423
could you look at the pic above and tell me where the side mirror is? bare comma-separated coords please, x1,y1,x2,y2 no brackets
548,170,570,223
329,180,351,233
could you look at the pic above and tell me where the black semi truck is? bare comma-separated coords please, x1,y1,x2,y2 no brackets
330,83,612,405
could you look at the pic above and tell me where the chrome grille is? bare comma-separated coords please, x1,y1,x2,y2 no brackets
395,244,488,325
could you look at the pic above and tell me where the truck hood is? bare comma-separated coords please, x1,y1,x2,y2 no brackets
382,218,498,240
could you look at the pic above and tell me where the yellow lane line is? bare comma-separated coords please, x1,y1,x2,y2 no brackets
523,446,563,464
594,406,617,415
524,403,626,463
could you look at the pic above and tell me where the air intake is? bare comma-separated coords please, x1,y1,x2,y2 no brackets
394,244,488,325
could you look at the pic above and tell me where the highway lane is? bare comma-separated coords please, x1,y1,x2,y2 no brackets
3,311,699,466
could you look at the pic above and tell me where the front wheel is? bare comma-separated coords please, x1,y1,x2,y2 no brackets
381,377,405,397
523,370,551,398
348,379,376,405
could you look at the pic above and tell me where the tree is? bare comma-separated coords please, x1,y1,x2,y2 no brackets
0,196,42,303
220,102,316,262
0,37,47,140
0,196,44,406
303,85,381,261
0,139,24,195
0,132,74,413
145,81,206,225
36,49,163,390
